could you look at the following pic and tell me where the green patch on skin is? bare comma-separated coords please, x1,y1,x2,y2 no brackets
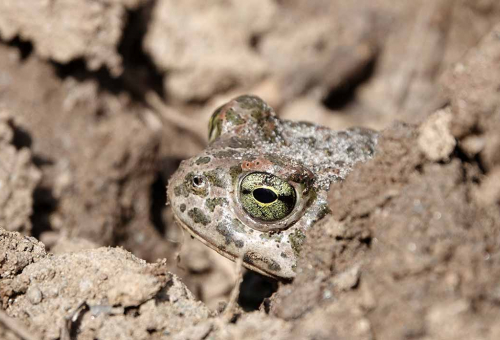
289,229,306,256
231,219,246,234
195,156,211,165
229,165,243,185
213,149,239,159
260,232,282,242
204,168,227,188
174,183,189,198
236,95,273,120
225,108,245,126
228,137,253,149
216,222,244,248
188,208,211,226
205,197,228,212
251,109,263,121
236,95,264,110
180,204,186,213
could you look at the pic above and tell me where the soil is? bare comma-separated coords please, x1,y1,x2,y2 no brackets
1,1,500,339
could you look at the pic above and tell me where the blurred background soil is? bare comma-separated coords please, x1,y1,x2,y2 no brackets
1,0,500,339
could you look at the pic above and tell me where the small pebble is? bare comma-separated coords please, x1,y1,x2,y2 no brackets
27,287,43,305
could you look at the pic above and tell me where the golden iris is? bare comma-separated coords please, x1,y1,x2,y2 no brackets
239,172,296,221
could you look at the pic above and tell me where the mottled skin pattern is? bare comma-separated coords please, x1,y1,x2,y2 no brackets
167,95,378,279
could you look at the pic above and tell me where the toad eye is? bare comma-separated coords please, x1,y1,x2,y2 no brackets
239,172,296,222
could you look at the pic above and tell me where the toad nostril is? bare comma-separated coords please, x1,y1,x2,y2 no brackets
192,175,205,187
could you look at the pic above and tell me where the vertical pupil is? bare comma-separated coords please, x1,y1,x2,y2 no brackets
253,188,277,204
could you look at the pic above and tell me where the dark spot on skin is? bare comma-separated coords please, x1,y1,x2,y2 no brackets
267,259,281,272
280,252,287,258
259,232,282,242
228,137,253,149
180,204,186,213
213,149,240,159
188,208,211,226
174,183,190,198
173,185,183,197
205,197,228,212
195,156,211,165
217,225,231,244
204,168,227,188
260,233,271,240
243,251,281,273
335,160,345,167
289,229,306,256
216,222,244,248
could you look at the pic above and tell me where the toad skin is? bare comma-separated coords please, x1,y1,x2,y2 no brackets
167,95,377,279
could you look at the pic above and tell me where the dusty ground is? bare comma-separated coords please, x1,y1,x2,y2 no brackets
1,0,500,339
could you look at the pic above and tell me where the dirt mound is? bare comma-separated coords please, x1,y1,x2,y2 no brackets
0,113,41,234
